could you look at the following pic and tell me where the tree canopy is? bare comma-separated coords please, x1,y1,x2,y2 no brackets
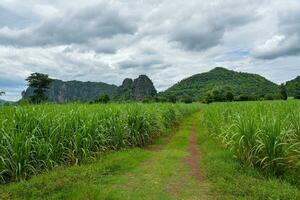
26,73,52,103
160,67,279,100
95,94,110,104
279,84,288,100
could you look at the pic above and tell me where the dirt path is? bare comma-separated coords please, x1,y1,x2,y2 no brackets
123,114,210,199
1,112,211,200
185,121,204,181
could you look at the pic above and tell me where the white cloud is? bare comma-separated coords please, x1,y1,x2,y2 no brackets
0,0,300,101
252,1,300,59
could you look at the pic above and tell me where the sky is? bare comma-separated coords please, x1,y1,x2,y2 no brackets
0,0,300,101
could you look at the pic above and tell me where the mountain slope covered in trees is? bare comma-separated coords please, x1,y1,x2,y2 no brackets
286,76,300,98
160,67,279,100
21,67,299,103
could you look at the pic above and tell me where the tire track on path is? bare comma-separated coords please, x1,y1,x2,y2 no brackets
185,120,204,181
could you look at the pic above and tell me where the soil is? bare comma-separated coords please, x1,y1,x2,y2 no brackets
185,121,204,181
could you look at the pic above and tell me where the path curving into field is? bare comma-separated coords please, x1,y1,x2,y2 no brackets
117,112,210,199
0,112,211,200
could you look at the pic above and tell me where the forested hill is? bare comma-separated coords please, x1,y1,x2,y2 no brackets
286,76,300,97
21,68,296,103
160,67,279,100
22,79,118,103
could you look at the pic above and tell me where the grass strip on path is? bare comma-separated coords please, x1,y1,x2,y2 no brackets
0,112,209,200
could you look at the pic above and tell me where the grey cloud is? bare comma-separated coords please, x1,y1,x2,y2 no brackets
0,76,26,88
1,0,300,101
0,72,28,101
172,26,223,51
65,34,135,54
0,6,34,28
118,58,163,70
253,35,300,59
253,4,300,59
169,1,258,51
0,3,136,49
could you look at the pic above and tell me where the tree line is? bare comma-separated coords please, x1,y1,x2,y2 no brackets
200,84,292,104
5,72,300,105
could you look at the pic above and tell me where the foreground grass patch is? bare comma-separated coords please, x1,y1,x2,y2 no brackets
0,112,209,200
203,101,300,178
2,110,299,200
198,115,300,200
0,149,151,199
0,103,201,183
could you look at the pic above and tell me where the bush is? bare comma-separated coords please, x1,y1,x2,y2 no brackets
225,92,234,102
264,94,274,100
235,95,250,101
295,95,300,100
202,93,213,104
95,94,110,104
167,95,177,103
182,96,193,104
279,84,288,100
142,96,153,103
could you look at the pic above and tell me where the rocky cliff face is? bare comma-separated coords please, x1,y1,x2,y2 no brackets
115,75,157,101
22,79,118,103
133,75,157,100
22,75,157,103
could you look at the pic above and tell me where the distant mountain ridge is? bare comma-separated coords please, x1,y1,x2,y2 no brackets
22,75,157,103
159,67,279,100
22,79,118,103
21,67,299,103
0,99,11,105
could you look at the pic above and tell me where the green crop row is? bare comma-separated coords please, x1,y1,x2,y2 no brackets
204,101,300,178
0,103,200,183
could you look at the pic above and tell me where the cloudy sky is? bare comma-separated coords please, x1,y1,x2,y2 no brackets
0,0,300,101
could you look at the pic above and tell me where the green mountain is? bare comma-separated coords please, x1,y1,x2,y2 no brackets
21,68,291,103
22,75,157,103
22,79,118,103
286,76,300,97
160,67,279,100
0,99,11,105
114,75,157,101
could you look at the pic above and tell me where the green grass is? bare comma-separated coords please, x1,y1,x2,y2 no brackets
0,103,201,183
1,102,300,199
198,112,300,199
203,100,300,179
0,113,209,200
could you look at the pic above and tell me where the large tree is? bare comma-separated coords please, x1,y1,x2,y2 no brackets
26,73,52,103
95,94,110,104
279,84,288,100
0,91,5,96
